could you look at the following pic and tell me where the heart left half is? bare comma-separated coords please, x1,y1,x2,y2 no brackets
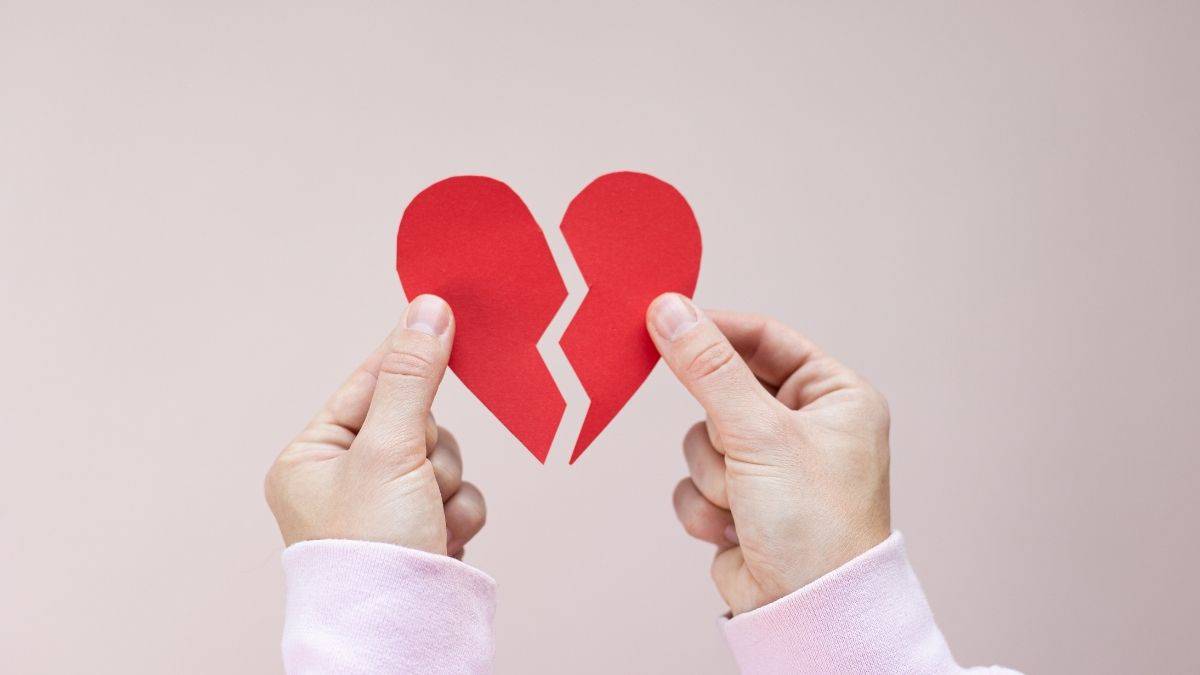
396,177,568,463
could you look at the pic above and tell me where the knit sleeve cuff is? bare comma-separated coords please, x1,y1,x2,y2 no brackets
722,532,961,675
282,539,496,674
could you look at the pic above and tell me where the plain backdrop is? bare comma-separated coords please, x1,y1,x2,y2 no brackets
3,2,1198,673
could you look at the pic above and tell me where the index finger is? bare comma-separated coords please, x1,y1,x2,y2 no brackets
708,310,866,411
295,337,392,449
706,310,822,387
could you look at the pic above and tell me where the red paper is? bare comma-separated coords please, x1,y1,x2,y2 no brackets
559,172,702,462
395,173,701,464
396,177,567,462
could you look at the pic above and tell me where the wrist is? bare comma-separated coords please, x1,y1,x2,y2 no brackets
748,519,892,614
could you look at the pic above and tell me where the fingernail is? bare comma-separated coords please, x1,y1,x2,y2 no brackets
652,293,700,341
724,524,739,545
405,295,450,337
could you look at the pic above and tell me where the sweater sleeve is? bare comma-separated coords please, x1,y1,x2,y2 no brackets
721,532,1019,675
281,539,496,674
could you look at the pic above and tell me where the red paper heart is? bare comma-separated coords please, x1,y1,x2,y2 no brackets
396,172,701,463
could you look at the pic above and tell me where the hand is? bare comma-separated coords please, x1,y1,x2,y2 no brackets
265,295,485,558
647,294,891,615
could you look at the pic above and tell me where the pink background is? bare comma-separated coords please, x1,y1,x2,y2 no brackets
3,2,1198,673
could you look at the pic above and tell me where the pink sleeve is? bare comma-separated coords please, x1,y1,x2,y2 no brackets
722,532,1019,675
281,539,496,674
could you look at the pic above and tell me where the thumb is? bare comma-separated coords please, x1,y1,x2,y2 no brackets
647,293,772,430
355,294,454,467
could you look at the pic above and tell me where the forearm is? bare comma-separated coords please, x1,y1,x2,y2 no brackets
282,540,496,674
722,532,1018,675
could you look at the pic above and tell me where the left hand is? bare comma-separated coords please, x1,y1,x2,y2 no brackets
264,294,485,558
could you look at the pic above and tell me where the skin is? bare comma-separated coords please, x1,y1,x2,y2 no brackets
647,293,891,615
266,292,891,617
265,294,484,558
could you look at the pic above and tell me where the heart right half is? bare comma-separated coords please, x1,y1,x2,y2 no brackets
560,172,702,463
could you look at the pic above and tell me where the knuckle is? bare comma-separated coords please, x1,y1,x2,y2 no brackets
682,422,708,453
857,381,891,428
681,511,705,538
263,461,287,507
461,488,487,529
710,557,725,585
686,340,737,382
437,427,460,452
431,447,461,474
262,469,276,504
435,463,463,495
379,349,436,379
672,485,707,538
756,315,782,340
425,417,439,448
874,390,891,425
704,417,724,452
671,479,691,507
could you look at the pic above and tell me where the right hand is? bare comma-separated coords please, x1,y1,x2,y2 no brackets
646,294,893,615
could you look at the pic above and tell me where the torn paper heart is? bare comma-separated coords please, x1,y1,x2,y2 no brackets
396,172,701,464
